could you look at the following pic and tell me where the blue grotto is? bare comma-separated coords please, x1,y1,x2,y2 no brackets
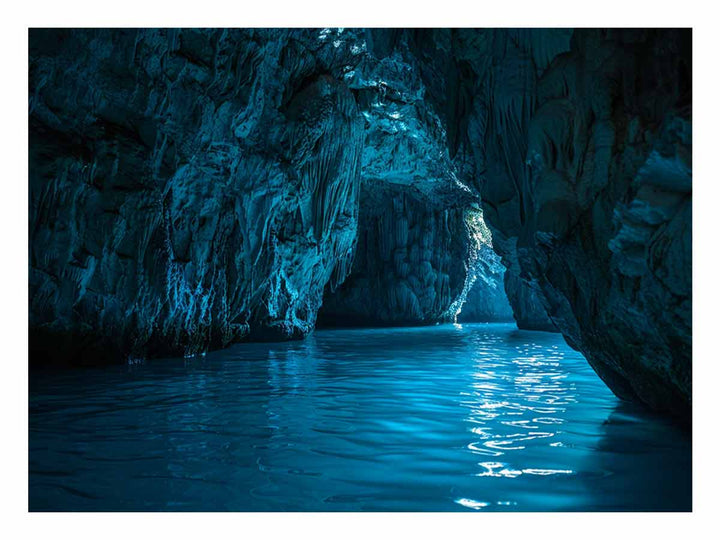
28,28,692,512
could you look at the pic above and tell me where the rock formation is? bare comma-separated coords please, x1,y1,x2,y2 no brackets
318,41,475,326
456,243,514,324
30,29,367,363
441,206,514,324
454,29,692,421
29,28,692,423
503,272,556,331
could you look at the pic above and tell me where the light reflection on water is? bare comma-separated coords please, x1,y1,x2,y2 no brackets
29,323,691,511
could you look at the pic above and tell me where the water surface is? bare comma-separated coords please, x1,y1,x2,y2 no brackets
29,323,691,511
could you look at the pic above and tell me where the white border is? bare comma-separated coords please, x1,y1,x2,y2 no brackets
6,0,702,28
4,2,718,538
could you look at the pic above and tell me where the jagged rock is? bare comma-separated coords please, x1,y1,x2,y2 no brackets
503,272,556,331
338,28,692,420
29,28,366,363
318,187,471,326
444,207,513,324
454,29,692,421
319,44,476,326
456,243,514,323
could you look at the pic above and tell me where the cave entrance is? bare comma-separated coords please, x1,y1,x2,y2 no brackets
316,201,515,328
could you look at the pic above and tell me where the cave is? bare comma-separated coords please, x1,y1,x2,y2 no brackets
28,28,692,512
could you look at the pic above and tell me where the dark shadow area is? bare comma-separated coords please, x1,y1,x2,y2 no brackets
579,402,692,511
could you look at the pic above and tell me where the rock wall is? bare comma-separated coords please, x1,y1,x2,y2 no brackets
318,39,475,326
29,29,367,363
503,272,556,331
456,243,514,324
452,29,692,421
318,187,471,326
342,28,691,421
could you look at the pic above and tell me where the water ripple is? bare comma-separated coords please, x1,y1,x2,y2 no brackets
29,323,691,511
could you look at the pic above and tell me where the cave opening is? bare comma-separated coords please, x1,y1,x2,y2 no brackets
316,202,516,329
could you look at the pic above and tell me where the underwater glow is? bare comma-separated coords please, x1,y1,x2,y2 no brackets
29,323,690,511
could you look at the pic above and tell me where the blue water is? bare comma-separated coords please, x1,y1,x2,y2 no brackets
29,323,691,511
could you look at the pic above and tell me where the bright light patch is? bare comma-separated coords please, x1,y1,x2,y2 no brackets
455,498,490,510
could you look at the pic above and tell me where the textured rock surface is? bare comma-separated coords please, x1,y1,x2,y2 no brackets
29,28,692,424
318,43,475,326
450,29,692,420
503,272,556,331
447,207,513,324
318,187,471,326
456,243,514,324
30,29,367,363
321,28,692,420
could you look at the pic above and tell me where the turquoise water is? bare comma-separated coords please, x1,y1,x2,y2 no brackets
29,323,691,511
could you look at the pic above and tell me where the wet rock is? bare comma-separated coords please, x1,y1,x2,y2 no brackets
318,187,471,326
318,41,476,326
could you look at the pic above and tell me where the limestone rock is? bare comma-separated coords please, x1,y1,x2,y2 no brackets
29,28,366,363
